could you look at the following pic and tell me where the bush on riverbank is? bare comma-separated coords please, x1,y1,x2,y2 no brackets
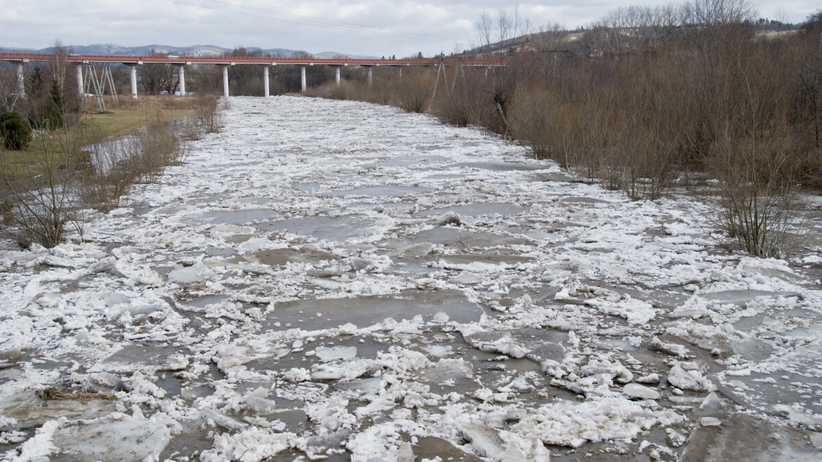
0,112,32,150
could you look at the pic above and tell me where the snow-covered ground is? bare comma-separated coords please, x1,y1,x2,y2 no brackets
2,96,822,461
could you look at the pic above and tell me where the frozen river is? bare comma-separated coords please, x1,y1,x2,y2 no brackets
2,96,822,461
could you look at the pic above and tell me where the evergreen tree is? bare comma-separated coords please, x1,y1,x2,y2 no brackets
0,111,32,150
43,79,65,129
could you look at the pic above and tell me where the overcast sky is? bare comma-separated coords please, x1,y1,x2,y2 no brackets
2,0,819,58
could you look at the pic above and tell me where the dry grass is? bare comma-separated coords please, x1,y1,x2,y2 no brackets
37,387,117,402
79,95,199,139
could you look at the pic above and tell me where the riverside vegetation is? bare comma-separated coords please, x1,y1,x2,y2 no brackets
313,0,822,260
1,91,222,249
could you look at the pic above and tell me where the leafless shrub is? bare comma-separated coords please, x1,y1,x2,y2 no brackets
79,123,186,212
305,80,356,101
2,133,85,248
78,134,136,212
713,131,798,258
125,123,186,182
394,68,433,113
194,94,222,135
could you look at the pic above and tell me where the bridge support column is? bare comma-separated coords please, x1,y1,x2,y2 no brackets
129,65,138,98
178,65,186,96
263,65,270,97
300,66,306,93
222,65,230,97
76,64,83,98
367,67,373,88
335,67,340,87
16,62,25,98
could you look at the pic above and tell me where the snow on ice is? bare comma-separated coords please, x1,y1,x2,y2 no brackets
2,96,822,461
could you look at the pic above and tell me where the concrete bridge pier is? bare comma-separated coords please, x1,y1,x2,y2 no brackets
178,65,186,96
128,64,138,98
263,65,271,97
367,67,373,88
222,65,230,97
300,66,307,93
76,64,83,98
15,61,26,97
335,66,341,87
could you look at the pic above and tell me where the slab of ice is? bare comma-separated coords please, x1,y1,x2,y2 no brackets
167,263,213,284
315,346,357,362
623,383,661,400
201,208,277,225
48,412,179,462
668,364,714,392
94,345,190,373
329,185,432,197
266,290,485,330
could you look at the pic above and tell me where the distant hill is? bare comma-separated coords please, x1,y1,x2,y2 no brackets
0,44,375,59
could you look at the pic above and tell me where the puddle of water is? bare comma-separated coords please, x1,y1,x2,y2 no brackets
421,203,525,218
202,209,277,225
259,215,375,242
378,155,450,168
329,185,432,197
229,248,339,266
266,289,487,330
702,290,786,305
533,172,580,182
439,254,534,266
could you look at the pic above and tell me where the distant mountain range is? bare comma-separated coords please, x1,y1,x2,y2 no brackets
0,44,373,59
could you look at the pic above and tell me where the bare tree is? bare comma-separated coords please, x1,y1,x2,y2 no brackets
682,0,756,25
49,40,71,93
498,10,513,42
0,69,20,112
476,10,493,47
139,51,179,95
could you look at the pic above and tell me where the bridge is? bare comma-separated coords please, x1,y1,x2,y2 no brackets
0,52,507,99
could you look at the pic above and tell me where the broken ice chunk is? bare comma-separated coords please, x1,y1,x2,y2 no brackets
623,383,661,400
167,263,213,284
315,346,357,362
700,416,722,427
201,408,248,431
456,421,506,459
649,337,692,358
466,331,530,359
667,363,714,392
50,412,180,462
214,344,252,370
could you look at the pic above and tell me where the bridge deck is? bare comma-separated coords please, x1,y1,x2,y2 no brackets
0,52,506,67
